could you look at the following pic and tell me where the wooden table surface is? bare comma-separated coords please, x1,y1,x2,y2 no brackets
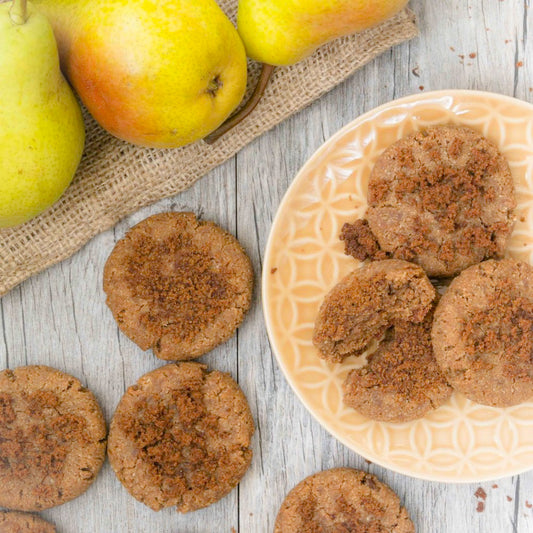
1,1,533,532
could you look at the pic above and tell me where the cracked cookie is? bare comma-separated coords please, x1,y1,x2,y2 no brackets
0,366,106,511
274,468,415,533
432,259,533,407
104,212,254,361
108,362,254,513
343,305,452,422
341,125,515,277
313,259,436,364
0,512,56,533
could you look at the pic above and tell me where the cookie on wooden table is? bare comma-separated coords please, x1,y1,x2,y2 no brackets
274,468,415,533
432,258,533,407
343,125,515,277
0,366,106,511
104,212,254,361
313,259,436,363
343,305,452,422
0,512,56,533
108,362,254,513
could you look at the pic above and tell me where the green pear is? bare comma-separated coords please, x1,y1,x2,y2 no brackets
0,0,85,228
32,0,248,148
237,0,409,66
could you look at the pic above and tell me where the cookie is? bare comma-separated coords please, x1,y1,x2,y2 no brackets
104,212,253,361
0,512,55,533
343,304,452,422
432,258,533,407
313,259,436,363
343,125,515,277
274,468,415,533
0,366,106,511
108,362,254,512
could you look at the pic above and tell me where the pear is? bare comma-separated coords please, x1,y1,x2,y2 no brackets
32,0,248,148
0,0,85,228
206,0,409,143
237,0,409,66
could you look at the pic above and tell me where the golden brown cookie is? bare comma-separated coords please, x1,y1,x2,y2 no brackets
0,512,56,533
0,366,106,511
108,362,254,513
342,125,515,277
313,259,436,363
432,258,533,407
104,212,254,361
274,468,415,533
343,305,452,422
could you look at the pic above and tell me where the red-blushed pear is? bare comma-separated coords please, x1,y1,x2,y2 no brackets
237,0,409,66
0,0,84,228
33,0,248,148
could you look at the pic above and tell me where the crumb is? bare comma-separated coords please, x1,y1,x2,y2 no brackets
492,484,498,489
469,52,477,58
505,39,511,44
450,46,456,52
231,528,237,533
507,496,513,502
476,501,485,512
459,54,465,59
419,85,425,91
412,66,420,77
526,501,532,509
517,61,524,67
475,487,487,500
271,267,277,274
520,216,526,222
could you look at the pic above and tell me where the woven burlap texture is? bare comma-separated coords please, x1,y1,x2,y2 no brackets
0,6,417,296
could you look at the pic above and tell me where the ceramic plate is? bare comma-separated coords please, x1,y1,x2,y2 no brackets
262,90,533,482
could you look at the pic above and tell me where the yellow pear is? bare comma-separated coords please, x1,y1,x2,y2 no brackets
237,0,409,66
0,0,85,228
33,0,248,148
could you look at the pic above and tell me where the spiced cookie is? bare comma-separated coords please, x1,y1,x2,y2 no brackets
432,259,533,407
342,125,515,277
108,362,254,512
313,259,436,363
0,512,55,533
104,212,253,361
0,366,106,511
343,305,452,422
274,468,414,533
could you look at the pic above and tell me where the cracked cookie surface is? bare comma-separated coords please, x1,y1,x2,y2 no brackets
343,306,452,422
0,366,106,511
432,259,533,406
108,362,254,513
0,511,56,533
343,126,515,277
274,468,415,533
103,212,253,361
313,259,436,364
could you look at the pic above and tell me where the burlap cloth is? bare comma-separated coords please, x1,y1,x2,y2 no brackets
0,6,417,296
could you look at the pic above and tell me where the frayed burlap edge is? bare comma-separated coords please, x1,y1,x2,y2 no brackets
0,8,417,296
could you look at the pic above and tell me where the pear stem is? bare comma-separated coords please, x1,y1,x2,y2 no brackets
204,63,275,145
9,0,28,24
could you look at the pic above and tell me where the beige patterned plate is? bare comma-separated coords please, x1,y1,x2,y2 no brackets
262,90,533,482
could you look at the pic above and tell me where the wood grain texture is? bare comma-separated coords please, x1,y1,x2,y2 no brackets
1,1,532,532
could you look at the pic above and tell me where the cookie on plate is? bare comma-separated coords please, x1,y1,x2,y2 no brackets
432,258,533,407
342,125,515,277
343,305,452,422
0,512,56,533
0,366,106,511
274,468,414,533
104,212,253,361
313,259,436,363
108,362,254,513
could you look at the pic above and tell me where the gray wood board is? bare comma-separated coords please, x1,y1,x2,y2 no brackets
1,1,533,531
